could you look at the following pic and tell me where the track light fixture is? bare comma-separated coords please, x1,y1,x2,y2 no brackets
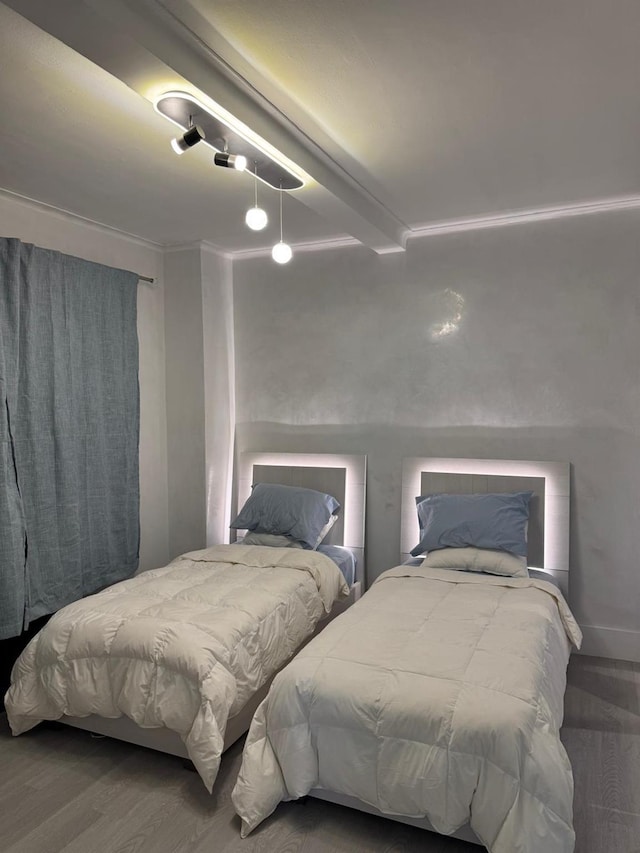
245,163,268,231
213,152,247,172
272,183,292,264
154,92,307,190
170,124,205,155
154,92,305,264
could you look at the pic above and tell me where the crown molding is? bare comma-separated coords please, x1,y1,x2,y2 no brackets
409,195,640,240
200,240,234,260
0,189,358,260
0,187,164,252
6,186,639,266
162,239,232,258
233,193,640,260
231,235,361,261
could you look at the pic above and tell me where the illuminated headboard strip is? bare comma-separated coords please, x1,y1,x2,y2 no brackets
401,457,570,591
237,452,366,586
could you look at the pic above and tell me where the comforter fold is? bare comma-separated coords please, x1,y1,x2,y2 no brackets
5,544,348,791
232,566,581,853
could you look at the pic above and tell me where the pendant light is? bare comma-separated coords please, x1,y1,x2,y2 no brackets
272,183,293,264
245,163,268,231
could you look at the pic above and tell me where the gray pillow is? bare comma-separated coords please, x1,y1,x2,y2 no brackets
230,483,341,550
410,491,533,558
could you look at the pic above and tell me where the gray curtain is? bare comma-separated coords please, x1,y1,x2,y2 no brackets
0,238,140,639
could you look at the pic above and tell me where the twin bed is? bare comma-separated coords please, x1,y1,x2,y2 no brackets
5,454,581,853
5,452,366,790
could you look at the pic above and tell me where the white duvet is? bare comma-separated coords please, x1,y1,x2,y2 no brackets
232,566,582,853
5,544,348,791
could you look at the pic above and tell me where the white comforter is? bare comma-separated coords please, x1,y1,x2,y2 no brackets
5,544,348,791
232,566,582,853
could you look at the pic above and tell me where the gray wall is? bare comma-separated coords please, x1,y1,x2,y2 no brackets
232,210,640,661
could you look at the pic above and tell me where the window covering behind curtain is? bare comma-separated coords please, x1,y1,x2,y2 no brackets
0,238,140,640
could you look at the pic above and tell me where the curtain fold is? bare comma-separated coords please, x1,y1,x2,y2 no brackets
0,238,139,639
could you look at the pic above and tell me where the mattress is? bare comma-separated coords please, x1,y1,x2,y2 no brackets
232,565,582,852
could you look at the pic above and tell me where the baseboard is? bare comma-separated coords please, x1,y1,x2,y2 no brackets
577,625,640,663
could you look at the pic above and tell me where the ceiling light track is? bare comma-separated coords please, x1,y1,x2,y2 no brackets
155,91,304,190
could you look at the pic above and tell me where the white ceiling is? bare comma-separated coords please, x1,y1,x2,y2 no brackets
2,0,639,254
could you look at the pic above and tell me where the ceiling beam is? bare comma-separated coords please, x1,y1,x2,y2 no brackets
6,0,408,253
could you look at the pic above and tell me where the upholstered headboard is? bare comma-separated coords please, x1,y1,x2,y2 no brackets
401,457,570,595
236,452,366,587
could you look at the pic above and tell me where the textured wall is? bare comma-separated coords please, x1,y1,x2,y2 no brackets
0,191,169,573
233,210,640,660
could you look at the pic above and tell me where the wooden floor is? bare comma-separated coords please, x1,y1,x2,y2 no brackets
1,654,638,853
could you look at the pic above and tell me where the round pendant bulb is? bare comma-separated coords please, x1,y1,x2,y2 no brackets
272,241,293,264
245,206,268,231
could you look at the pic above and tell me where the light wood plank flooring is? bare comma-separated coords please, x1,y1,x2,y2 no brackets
1,655,638,853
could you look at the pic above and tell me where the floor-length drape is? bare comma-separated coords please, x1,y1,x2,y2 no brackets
0,238,139,639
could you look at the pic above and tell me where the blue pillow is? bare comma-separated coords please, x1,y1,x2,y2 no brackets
230,483,340,550
410,492,533,558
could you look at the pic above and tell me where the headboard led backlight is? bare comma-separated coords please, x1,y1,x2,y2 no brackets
236,452,366,587
401,457,570,594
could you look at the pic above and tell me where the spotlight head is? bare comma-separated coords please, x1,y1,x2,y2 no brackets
272,241,293,264
170,124,204,155
214,152,247,171
245,206,268,231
